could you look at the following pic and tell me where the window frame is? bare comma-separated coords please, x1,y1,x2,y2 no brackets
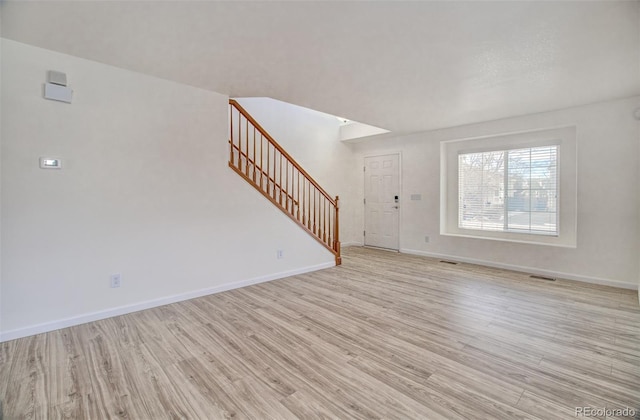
440,126,577,248
457,145,560,236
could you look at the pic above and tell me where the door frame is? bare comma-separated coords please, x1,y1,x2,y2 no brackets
363,152,402,251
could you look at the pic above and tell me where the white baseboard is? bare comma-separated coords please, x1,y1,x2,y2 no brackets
400,248,638,291
341,241,364,247
0,261,335,343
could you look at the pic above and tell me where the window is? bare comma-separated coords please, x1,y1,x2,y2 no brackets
458,146,558,235
440,126,576,247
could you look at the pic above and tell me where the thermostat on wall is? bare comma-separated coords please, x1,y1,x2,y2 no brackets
40,157,62,169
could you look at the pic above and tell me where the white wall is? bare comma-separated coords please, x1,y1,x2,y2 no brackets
233,97,359,245
0,18,3,335
0,40,335,341
351,97,640,289
339,121,389,142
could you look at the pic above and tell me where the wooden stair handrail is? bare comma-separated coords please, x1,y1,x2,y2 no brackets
228,99,341,265
230,99,336,206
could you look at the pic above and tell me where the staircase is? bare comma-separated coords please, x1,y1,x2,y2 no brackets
228,99,341,265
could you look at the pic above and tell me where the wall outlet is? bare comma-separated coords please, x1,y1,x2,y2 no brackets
110,273,121,288
276,249,284,259
425,236,430,243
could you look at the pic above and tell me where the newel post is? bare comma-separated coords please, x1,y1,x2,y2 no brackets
229,103,234,165
334,196,342,265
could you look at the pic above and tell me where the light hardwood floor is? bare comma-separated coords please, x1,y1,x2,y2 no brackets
1,247,639,419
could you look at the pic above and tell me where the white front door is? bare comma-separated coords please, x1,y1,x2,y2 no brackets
364,154,400,250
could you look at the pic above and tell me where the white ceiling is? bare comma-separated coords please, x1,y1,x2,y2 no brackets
2,1,639,135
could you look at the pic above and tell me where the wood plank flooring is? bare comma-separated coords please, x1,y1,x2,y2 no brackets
1,246,639,419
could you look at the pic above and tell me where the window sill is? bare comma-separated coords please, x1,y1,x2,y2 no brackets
440,231,577,248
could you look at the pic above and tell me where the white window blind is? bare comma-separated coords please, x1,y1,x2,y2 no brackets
458,146,558,235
